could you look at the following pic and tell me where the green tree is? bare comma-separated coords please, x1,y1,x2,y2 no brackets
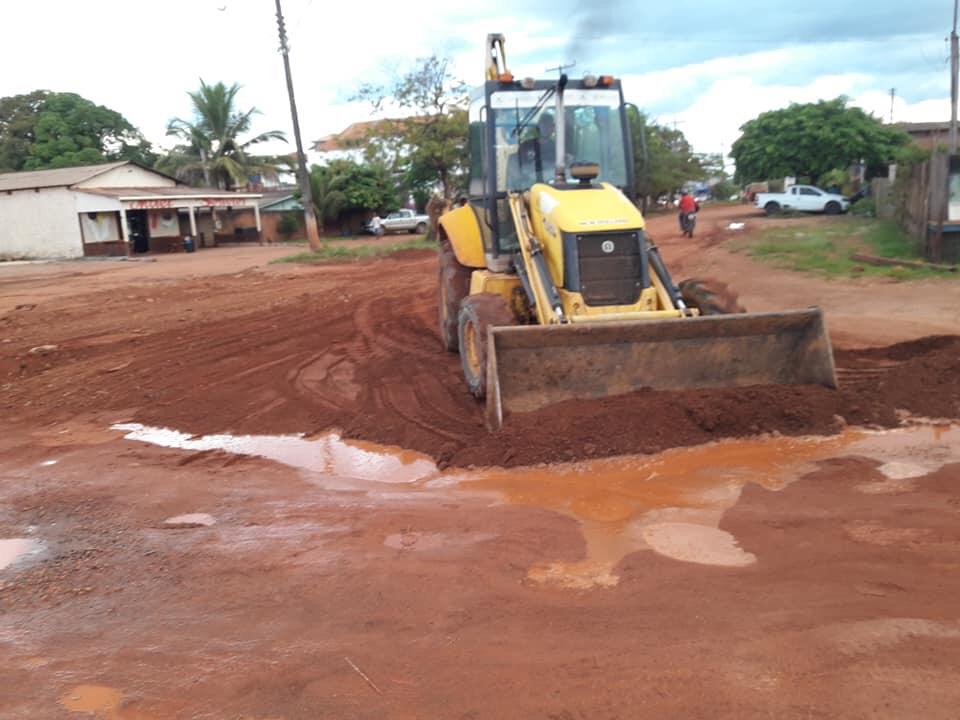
307,160,399,225
0,90,154,171
159,80,287,190
0,91,47,171
354,56,469,199
730,97,908,184
627,107,705,200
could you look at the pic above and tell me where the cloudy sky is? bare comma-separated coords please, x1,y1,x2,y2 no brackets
1,0,954,167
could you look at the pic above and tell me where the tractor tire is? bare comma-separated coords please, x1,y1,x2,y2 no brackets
764,201,781,216
824,201,841,215
458,293,515,399
679,278,746,316
438,243,472,352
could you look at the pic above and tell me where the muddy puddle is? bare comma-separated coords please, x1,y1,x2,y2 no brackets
60,684,156,719
61,685,124,715
460,433,858,588
113,423,437,485
459,424,960,588
163,513,216,527
114,422,960,590
0,538,40,571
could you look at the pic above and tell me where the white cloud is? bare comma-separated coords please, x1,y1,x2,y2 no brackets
854,91,949,124
0,1,951,174
619,45,949,167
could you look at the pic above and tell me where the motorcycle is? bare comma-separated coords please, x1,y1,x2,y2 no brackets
680,211,697,238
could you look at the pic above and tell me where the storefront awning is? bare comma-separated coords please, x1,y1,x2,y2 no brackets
76,186,265,239
80,186,262,209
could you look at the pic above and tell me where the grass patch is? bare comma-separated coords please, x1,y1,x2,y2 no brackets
271,237,436,264
736,217,954,280
276,235,381,246
863,221,919,258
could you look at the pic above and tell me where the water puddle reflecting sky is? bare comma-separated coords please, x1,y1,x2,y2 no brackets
0,538,40,572
112,423,437,485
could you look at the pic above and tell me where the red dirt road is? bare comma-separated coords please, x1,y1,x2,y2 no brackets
655,205,960,347
3,206,960,718
3,208,959,467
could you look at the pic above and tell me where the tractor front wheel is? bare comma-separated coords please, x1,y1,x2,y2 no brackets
458,294,515,399
438,243,472,352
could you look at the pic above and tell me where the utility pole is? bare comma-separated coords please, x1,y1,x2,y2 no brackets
951,0,959,153
275,0,321,250
889,88,896,124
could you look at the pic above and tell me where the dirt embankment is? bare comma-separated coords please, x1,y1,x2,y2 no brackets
2,248,960,469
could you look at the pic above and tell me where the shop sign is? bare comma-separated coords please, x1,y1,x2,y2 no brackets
129,199,173,209
203,197,250,207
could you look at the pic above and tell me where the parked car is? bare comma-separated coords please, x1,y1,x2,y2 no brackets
755,185,850,216
381,209,430,234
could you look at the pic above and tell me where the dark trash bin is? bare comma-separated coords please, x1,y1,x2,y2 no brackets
183,236,196,253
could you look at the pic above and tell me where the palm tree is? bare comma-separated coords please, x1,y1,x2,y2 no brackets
308,164,348,227
160,80,287,190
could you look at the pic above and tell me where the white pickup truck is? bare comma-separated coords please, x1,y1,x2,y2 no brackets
755,185,850,216
381,209,430,234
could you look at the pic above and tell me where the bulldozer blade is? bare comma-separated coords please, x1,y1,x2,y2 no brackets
485,308,837,430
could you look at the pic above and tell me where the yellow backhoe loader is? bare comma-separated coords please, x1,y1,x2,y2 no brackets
438,35,836,430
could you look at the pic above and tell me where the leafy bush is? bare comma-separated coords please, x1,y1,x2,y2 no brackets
277,211,300,238
817,168,848,193
850,198,876,217
711,179,739,200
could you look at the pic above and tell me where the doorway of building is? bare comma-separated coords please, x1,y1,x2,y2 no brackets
127,210,149,253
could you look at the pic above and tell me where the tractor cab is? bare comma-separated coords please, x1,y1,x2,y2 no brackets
464,35,636,270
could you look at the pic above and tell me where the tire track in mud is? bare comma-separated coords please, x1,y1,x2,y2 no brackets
327,288,483,442
379,381,472,443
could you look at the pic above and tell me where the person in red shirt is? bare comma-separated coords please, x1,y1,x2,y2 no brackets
678,191,699,231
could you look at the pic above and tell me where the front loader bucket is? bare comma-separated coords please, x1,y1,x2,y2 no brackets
485,308,836,430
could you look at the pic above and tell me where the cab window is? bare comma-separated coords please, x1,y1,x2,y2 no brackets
489,88,628,193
